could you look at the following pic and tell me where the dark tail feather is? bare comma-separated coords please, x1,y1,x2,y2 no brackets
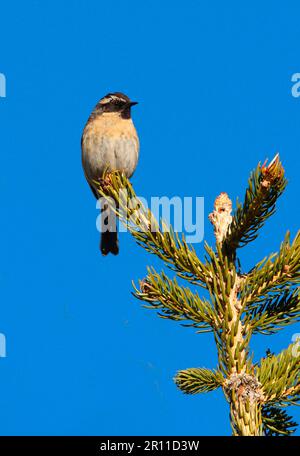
100,203,119,255
100,230,119,255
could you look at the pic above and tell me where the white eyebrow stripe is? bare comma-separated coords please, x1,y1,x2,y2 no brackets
99,97,111,105
100,95,126,104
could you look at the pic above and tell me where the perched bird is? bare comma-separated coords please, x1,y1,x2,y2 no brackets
81,92,139,255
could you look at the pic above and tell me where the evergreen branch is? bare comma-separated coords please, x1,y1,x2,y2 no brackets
95,171,209,285
245,288,300,335
174,367,224,394
133,268,215,332
241,231,300,306
91,158,299,435
201,242,235,314
256,342,300,405
262,405,297,436
223,155,287,253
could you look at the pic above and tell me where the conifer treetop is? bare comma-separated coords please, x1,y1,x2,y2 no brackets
96,154,300,436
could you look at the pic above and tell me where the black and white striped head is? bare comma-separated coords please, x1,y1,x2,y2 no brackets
95,92,138,118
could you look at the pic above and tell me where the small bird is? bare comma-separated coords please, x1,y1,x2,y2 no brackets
81,92,139,255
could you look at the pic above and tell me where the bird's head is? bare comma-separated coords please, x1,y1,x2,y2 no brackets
96,92,138,119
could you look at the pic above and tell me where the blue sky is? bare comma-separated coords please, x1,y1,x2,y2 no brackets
0,0,300,436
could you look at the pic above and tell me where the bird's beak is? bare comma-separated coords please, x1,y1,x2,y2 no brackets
129,101,138,107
